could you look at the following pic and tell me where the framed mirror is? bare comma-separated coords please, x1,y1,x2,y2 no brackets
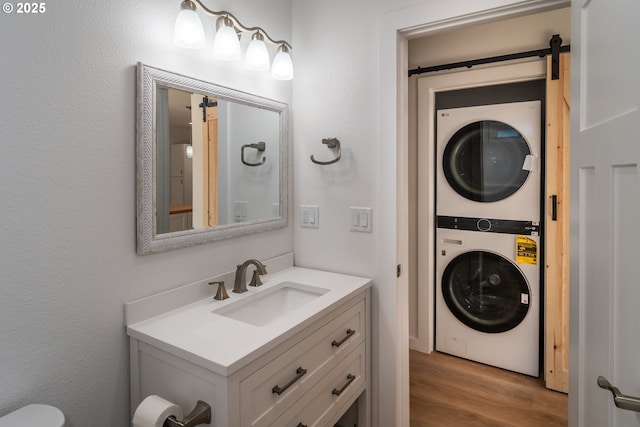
136,63,288,255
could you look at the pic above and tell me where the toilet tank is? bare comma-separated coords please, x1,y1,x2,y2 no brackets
0,404,65,427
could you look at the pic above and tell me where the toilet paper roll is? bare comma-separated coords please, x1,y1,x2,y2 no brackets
132,395,184,427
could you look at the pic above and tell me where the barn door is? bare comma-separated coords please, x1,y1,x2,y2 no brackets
545,53,570,393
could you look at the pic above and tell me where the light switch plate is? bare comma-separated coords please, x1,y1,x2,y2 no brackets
234,201,248,222
300,205,319,228
350,207,372,233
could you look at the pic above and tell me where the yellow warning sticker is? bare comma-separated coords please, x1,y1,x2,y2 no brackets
516,235,537,265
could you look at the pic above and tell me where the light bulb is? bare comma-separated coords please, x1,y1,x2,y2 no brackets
213,17,241,61
173,0,205,49
245,32,270,71
271,45,294,80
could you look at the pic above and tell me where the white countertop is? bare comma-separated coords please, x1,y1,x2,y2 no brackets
127,267,372,376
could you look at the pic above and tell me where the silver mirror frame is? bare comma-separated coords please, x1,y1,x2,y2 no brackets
136,63,289,255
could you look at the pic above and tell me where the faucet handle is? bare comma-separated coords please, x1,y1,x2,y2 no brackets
249,270,263,287
209,281,229,300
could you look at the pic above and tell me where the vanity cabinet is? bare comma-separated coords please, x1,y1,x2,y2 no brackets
272,342,366,426
240,299,366,426
129,285,370,427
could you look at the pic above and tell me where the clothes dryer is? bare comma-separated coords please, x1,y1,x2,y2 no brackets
435,224,540,376
436,101,541,221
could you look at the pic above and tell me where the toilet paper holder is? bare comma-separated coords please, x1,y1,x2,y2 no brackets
163,400,211,427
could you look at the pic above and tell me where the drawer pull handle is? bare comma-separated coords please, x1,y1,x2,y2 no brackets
332,373,356,396
272,367,307,395
332,328,355,348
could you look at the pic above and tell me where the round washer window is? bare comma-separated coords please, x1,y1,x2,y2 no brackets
443,120,531,202
442,250,530,333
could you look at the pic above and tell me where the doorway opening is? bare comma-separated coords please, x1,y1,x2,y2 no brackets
405,5,571,425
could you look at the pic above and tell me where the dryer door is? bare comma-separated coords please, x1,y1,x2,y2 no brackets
442,120,531,202
442,250,530,333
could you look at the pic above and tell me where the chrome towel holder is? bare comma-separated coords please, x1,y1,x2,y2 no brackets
310,137,341,165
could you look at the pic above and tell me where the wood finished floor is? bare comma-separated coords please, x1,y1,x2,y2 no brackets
410,350,568,427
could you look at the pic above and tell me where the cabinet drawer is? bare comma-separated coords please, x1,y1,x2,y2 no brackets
240,299,365,427
273,342,366,427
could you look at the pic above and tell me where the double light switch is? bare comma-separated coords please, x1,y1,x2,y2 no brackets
350,207,372,233
299,205,372,232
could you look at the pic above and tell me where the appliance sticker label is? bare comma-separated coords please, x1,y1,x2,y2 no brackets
522,154,536,171
516,235,537,265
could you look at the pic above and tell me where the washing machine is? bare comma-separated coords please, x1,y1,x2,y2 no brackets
436,101,542,221
435,224,540,376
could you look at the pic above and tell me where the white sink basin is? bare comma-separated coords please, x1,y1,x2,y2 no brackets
213,281,329,326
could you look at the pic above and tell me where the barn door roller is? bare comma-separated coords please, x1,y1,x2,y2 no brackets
550,34,562,80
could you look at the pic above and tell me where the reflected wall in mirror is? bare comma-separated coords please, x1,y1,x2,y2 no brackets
136,63,288,255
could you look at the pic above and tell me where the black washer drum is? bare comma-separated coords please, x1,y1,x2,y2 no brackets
441,250,531,333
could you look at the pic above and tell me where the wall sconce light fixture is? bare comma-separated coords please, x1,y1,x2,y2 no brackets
173,0,294,80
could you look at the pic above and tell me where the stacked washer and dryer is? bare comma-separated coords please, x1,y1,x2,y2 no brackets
435,101,542,377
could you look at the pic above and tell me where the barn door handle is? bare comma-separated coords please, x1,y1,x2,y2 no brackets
597,376,640,412
551,195,558,221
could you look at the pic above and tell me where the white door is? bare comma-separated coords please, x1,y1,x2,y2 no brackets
570,0,640,426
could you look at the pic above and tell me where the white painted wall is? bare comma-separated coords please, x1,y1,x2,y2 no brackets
293,0,568,425
0,1,292,425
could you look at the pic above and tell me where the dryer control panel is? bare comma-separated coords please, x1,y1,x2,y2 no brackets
437,215,540,236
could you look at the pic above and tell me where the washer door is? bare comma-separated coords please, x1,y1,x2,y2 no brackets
441,250,530,333
443,120,531,202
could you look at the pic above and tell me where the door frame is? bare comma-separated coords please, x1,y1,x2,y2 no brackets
413,60,547,353
381,0,571,424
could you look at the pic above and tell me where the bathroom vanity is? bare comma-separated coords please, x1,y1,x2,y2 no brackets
126,258,371,426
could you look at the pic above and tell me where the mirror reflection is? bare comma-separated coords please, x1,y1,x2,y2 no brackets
136,63,288,255
156,87,280,234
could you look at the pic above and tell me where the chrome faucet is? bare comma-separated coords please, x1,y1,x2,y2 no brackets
233,259,267,293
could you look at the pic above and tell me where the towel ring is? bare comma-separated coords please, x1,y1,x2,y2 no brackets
241,142,266,166
310,138,341,165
